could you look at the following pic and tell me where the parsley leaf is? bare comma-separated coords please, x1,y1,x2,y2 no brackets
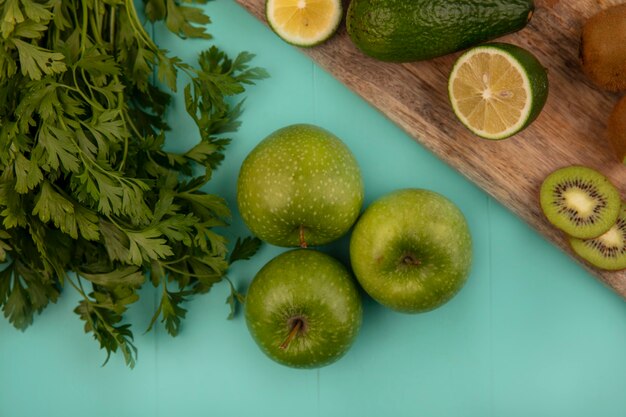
146,286,190,337
230,237,262,264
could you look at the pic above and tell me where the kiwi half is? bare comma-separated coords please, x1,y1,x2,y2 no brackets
570,202,626,271
540,166,621,239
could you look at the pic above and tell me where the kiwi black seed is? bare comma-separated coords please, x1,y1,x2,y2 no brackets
540,166,621,239
570,202,626,271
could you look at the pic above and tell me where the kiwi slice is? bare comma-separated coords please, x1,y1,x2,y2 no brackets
540,166,621,239
570,202,626,271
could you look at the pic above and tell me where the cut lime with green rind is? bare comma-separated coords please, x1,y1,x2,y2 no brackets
265,0,343,48
448,42,549,140
540,166,621,239
570,202,626,271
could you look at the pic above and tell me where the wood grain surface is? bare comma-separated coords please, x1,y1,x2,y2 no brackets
235,0,626,299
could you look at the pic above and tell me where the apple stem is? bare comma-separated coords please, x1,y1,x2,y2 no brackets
299,225,308,248
279,319,303,350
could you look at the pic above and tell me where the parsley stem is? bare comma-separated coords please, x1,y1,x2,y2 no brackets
124,0,158,53
120,99,144,139
65,274,96,324
80,0,88,55
68,273,136,368
121,0,197,83
162,264,221,279
116,79,130,172
224,276,244,303
90,6,105,46
79,67,99,104
118,130,129,172
104,216,130,232
160,255,191,265
71,67,104,111
76,273,87,294
110,6,117,49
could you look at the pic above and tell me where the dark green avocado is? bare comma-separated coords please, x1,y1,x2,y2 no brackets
346,0,534,62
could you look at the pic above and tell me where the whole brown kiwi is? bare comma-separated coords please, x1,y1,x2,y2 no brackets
608,95,626,163
580,4,626,92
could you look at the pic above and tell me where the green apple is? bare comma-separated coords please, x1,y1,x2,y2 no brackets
244,249,362,368
350,189,472,313
237,124,364,247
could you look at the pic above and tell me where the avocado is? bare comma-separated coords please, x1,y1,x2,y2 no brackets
346,0,534,62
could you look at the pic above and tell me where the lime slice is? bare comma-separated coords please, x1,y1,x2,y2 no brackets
265,0,342,47
448,43,549,140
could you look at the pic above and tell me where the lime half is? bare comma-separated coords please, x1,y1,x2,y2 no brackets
265,0,342,47
448,43,549,140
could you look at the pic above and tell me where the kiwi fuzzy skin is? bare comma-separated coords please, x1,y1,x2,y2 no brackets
580,4,626,92
607,96,626,164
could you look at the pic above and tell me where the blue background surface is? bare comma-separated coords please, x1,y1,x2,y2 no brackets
1,2,626,416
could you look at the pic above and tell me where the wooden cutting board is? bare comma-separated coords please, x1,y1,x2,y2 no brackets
235,0,626,299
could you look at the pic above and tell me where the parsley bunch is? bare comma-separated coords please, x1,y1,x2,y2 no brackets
0,0,267,367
